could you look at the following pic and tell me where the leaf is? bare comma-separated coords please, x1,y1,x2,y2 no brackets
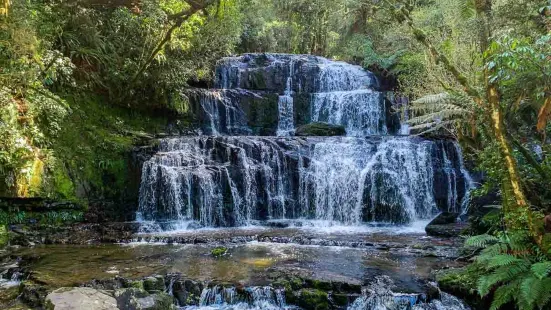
531,261,551,279
490,283,515,310
487,254,521,268
466,234,499,248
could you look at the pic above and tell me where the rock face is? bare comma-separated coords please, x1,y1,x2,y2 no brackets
137,53,475,229
45,287,118,310
295,122,346,136
184,53,389,136
138,136,472,227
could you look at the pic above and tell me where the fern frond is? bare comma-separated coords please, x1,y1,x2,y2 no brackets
531,261,551,279
466,234,499,248
480,243,508,256
535,278,551,309
477,261,530,296
490,282,516,310
412,93,450,105
518,276,544,309
487,254,522,268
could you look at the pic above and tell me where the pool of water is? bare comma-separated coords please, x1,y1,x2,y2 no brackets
15,229,463,293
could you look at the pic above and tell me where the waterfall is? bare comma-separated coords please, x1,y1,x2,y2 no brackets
276,61,295,136
137,137,470,227
311,90,387,136
316,58,377,92
186,89,252,135
348,277,470,310
138,53,474,229
180,286,287,310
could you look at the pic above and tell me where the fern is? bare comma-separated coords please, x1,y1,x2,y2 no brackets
466,234,499,248
531,261,551,279
486,254,522,268
406,91,477,134
489,281,516,310
466,231,551,310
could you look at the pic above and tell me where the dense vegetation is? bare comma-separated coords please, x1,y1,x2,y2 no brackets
1,0,551,309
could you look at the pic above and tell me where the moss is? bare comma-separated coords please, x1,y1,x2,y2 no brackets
0,225,8,248
305,279,332,291
211,247,228,257
143,276,166,293
52,163,75,200
331,293,349,307
150,293,176,310
436,266,488,309
28,159,45,196
297,289,329,310
128,280,145,290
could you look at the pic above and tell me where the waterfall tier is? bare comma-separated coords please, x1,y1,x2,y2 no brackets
138,136,471,228
184,53,395,136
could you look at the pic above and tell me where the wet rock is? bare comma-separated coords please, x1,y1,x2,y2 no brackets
425,212,465,237
20,281,48,308
143,276,165,293
45,287,117,310
425,223,466,238
296,289,329,310
171,278,203,306
115,288,174,310
428,212,459,225
295,123,346,136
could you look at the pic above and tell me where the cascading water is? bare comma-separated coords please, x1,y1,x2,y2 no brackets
138,53,474,229
137,136,470,227
277,61,295,136
348,277,469,310
181,286,288,310
311,90,387,136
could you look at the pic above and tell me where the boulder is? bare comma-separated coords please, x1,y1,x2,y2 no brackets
428,212,459,225
115,288,175,310
295,123,346,136
425,212,465,237
45,287,118,310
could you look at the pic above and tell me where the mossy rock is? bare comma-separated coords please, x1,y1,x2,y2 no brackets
436,267,489,309
0,285,21,305
127,280,144,290
143,276,165,293
211,247,228,257
296,289,329,310
295,123,346,137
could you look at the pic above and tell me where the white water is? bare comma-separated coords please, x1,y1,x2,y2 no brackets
137,136,471,228
311,90,386,136
276,61,295,137
138,54,474,230
180,286,289,310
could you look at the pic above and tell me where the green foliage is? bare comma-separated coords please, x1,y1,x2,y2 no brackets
465,231,551,310
211,246,228,257
0,209,83,226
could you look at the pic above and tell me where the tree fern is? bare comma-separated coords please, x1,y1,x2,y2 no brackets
406,91,476,134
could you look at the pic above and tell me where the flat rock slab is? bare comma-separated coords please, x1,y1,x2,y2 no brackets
45,287,117,310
